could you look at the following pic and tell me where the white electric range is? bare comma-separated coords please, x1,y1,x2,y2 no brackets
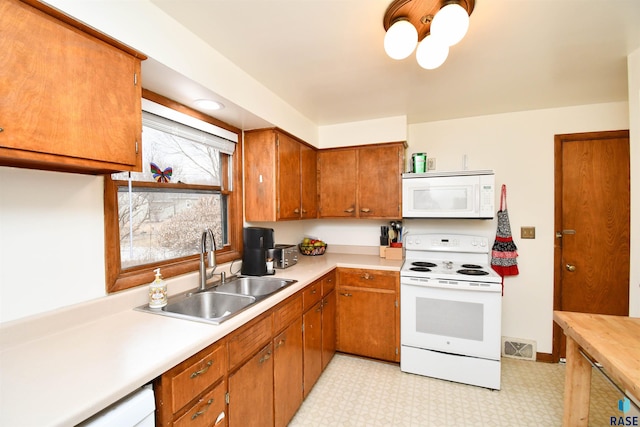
400,233,503,390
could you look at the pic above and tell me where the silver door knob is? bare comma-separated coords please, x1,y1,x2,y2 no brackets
566,264,576,272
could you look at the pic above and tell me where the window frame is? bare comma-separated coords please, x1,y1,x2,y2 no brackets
104,89,243,293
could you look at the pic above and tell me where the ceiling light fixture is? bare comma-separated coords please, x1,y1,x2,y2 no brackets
194,99,225,111
383,0,475,69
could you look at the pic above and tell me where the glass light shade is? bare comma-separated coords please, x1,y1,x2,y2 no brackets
384,20,418,60
430,3,470,46
416,35,449,69
194,99,224,110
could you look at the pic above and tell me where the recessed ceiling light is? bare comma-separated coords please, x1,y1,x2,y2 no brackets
194,99,224,111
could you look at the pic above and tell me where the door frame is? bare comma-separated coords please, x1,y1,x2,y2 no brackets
551,129,630,362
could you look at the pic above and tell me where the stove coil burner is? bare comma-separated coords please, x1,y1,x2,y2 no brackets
457,269,489,276
412,262,437,268
461,264,483,269
410,267,432,272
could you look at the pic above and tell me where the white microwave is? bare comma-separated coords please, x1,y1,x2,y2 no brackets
402,170,495,219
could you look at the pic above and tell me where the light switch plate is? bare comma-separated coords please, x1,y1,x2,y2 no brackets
521,226,535,239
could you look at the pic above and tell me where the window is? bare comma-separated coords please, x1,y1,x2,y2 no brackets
104,91,243,293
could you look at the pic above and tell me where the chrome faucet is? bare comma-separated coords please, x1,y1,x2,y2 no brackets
199,228,218,291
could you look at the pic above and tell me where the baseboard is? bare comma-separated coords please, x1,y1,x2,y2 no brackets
536,352,554,363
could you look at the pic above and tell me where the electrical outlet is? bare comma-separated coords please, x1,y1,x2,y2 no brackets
521,226,535,239
427,157,436,170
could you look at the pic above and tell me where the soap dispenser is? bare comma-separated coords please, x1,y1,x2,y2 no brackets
148,268,167,308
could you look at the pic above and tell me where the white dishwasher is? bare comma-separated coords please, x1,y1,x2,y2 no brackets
77,385,155,426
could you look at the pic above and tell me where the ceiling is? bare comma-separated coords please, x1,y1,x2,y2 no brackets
143,0,640,130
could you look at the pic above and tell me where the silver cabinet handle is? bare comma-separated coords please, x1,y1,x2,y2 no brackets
360,208,371,213
340,292,352,297
566,264,576,272
344,207,355,213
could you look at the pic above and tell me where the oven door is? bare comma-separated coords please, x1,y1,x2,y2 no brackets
401,279,501,360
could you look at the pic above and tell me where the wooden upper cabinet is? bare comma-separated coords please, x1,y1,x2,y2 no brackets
300,144,318,219
358,144,404,218
318,142,405,219
0,0,146,174
317,148,358,217
244,128,317,221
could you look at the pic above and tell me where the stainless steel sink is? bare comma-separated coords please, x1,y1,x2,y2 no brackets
162,292,256,323
213,277,297,297
137,276,297,325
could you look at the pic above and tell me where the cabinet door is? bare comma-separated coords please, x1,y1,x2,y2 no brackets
303,300,323,398
300,144,317,219
0,0,142,172
337,287,398,362
277,132,302,220
228,343,274,427
321,290,336,370
243,130,277,221
273,318,303,427
358,144,402,218
318,149,357,217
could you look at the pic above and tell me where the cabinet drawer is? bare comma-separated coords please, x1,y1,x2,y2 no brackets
302,280,322,312
228,314,273,370
170,343,226,414
273,294,302,334
337,268,398,290
174,379,226,427
321,270,336,296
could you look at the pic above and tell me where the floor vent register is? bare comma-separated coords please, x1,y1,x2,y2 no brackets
501,337,536,361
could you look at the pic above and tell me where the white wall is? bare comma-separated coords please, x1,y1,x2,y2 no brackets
318,116,407,149
0,168,106,322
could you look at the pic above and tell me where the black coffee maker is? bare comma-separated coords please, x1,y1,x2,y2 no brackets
241,227,275,276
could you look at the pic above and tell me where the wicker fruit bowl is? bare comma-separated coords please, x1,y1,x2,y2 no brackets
298,243,327,256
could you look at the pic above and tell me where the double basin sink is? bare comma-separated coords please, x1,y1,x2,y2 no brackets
137,276,297,325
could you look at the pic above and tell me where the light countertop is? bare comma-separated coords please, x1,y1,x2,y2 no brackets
0,252,402,427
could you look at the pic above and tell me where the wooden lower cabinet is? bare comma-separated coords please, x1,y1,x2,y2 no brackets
303,299,323,398
228,342,274,427
273,318,303,427
303,271,337,397
154,340,227,426
154,267,403,427
336,268,400,362
321,289,336,371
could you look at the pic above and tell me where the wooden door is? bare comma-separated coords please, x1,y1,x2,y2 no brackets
553,130,630,359
277,132,301,220
358,144,403,218
318,149,357,217
300,144,318,219
321,290,336,370
273,319,303,427
337,287,397,362
303,300,323,398
228,343,273,427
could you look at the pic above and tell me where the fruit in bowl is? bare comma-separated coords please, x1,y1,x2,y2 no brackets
299,238,327,256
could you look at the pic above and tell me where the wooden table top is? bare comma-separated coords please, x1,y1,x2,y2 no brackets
554,311,640,400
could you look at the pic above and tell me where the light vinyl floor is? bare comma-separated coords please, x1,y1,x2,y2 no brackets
290,353,624,426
